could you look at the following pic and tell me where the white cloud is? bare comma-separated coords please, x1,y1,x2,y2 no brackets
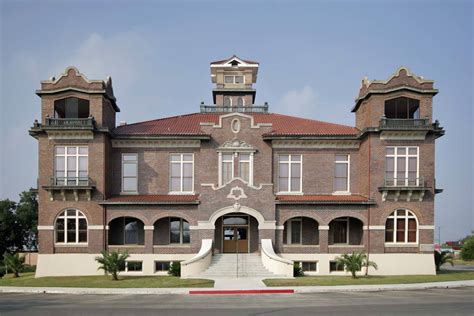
276,85,317,116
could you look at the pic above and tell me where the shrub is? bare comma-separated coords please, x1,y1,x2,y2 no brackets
22,265,36,273
0,266,5,278
335,252,378,279
293,262,304,277
434,251,454,272
95,250,129,281
168,261,181,277
460,235,474,261
3,252,26,278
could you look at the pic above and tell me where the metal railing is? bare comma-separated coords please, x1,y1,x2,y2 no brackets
200,104,269,113
383,176,425,188
379,117,431,129
48,177,95,187
45,117,94,128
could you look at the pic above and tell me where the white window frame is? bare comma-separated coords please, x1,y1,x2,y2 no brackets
333,154,350,194
237,97,245,106
385,209,419,245
54,209,88,245
224,96,232,106
218,152,254,186
286,217,303,245
169,153,194,194
121,153,138,194
331,218,350,245
277,154,303,194
385,146,419,186
169,218,190,244
54,146,88,185
224,75,246,84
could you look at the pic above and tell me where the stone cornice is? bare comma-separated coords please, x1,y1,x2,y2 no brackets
111,139,201,148
272,139,360,149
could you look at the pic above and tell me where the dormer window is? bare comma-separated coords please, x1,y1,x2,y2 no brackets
384,97,420,119
54,97,90,118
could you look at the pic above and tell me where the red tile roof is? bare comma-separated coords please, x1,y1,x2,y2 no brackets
276,195,372,204
113,113,358,137
101,195,199,204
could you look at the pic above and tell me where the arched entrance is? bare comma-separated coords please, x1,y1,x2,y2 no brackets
213,212,260,254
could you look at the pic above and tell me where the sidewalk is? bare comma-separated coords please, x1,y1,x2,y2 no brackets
1,279,473,295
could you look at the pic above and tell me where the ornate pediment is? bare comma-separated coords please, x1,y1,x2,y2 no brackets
218,139,256,152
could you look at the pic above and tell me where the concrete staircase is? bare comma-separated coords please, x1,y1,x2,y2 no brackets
198,253,283,278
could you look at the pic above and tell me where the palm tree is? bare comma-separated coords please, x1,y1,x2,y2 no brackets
434,251,454,272
3,252,26,278
335,252,378,278
95,250,130,280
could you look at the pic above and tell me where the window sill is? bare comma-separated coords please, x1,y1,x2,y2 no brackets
153,244,191,248
54,243,88,247
332,191,351,196
328,244,364,247
168,192,196,195
276,192,303,195
120,192,139,195
283,244,320,247
108,245,145,248
384,243,418,247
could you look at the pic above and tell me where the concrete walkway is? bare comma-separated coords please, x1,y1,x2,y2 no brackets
0,279,473,295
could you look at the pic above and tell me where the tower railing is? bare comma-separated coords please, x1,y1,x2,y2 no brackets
200,103,269,113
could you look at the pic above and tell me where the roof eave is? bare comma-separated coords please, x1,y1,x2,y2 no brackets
275,200,376,205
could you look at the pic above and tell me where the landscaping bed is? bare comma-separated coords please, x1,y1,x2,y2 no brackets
263,270,474,287
0,273,214,288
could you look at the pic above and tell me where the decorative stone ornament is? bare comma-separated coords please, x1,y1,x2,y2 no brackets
227,186,248,200
231,118,241,133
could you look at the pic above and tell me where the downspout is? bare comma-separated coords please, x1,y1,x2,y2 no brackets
365,133,371,276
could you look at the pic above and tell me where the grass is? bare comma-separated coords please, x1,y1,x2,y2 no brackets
263,270,474,287
0,273,214,288
453,259,474,266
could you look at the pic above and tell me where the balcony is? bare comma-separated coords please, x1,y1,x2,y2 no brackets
30,117,96,140
379,117,431,130
44,117,95,129
200,103,268,113
379,177,430,202
43,177,95,201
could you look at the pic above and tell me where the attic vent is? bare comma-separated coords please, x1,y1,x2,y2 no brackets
119,121,127,126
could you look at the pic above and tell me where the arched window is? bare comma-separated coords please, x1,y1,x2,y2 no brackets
237,97,244,106
385,209,418,243
224,96,232,107
108,217,145,245
55,209,87,244
170,217,190,244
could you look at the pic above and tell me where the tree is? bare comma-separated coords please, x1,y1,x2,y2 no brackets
95,250,130,280
460,235,474,261
434,251,454,271
3,252,26,278
16,191,38,251
335,252,378,278
0,200,22,257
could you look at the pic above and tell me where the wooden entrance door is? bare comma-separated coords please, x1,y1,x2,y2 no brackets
223,226,249,253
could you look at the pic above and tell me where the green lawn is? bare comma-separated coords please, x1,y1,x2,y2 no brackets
0,273,214,288
263,270,474,287
453,259,474,266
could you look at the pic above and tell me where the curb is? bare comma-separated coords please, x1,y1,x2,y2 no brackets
1,280,473,295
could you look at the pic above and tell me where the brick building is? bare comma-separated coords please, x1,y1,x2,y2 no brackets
30,56,444,277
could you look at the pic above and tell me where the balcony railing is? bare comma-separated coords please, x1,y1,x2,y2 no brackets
200,104,269,113
382,177,425,188
48,177,95,188
44,117,95,129
379,117,431,129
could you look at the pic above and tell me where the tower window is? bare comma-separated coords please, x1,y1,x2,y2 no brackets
54,97,90,119
224,96,232,107
237,97,244,106
224,75,245,84
384,97,420,119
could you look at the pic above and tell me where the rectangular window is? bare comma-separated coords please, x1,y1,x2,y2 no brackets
170,154,194,193
224,75,245,84
331,218,349,244
221,153,234,184
122,153,138,193
55,146,88,186
120,261,143,272
155,261,171,272
385,147,419,186
238,153,251,182
334,154,350,192
285,218,302,244
219,152,253,185
330,261,345,272
278,155,302,193
169,218,190,244
301,262,317,272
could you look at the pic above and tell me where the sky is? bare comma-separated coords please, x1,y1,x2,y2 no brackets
0,0,472,242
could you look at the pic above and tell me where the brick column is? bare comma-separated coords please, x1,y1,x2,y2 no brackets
319,226,329,253
144,226,154,253
275,228,284,253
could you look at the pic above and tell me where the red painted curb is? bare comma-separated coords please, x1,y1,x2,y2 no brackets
189,289,295,295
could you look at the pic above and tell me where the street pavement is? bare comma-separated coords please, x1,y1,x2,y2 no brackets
1,287,473,315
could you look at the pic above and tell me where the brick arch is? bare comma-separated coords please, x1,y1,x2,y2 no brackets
326,212,366,226
107,213,148,226
53,207,91,226
278,213,323,226
151,212,195,226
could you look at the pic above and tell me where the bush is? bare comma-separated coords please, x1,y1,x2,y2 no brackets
168,261,181,277
460,236,474,261
434,251,453,271
293,262,304,277
3,252,26,278
22,265,36,273
335,252,378,278
0,266,5,278
95,250,130,281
